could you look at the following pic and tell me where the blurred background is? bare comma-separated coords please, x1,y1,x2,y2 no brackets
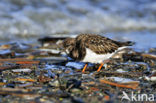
0,0,156,51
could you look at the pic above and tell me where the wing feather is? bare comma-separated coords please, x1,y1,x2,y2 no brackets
76,34,122,54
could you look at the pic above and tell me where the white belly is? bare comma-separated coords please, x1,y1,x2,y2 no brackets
81,47,126,63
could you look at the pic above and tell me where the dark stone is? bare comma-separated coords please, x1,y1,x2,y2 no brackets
66,79,81,89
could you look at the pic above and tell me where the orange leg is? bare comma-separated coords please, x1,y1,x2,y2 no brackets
82,63,88,73
97,63,104,72
97,59,110,72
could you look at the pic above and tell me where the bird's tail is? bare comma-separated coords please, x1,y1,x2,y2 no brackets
123,41,135,46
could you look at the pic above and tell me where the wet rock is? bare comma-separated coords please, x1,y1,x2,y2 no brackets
0,49,15,58
0,44,11,50
35,57,67,64
10,43,33,53
66,62,85,69
122,52,143,62
71,96,85,103
47,70,56,78
66,79,81,90
49,80,59,87
6,83,15,88
38,36,67,47
38,73,52,83
1,36,156,103
18,82,33,88
12,68,32,73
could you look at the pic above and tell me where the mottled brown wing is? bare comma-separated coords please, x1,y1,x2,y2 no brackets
77,34,121,54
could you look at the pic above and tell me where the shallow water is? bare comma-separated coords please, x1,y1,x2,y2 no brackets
0,0,156,38
104,31,156,52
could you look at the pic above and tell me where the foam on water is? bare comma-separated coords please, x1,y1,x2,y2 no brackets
0,0,156,38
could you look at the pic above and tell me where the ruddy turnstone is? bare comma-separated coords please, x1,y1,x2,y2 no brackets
61,34,134,72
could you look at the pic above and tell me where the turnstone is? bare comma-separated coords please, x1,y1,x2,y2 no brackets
61,34,134,72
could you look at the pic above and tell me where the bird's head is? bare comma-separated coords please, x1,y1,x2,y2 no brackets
61,38,75,54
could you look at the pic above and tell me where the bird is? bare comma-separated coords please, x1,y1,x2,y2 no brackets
60,34,134,73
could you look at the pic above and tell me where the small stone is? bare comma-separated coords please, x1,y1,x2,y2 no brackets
66,79,81,89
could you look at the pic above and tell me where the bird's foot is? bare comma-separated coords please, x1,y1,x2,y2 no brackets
97,63,104,72
82,63,88,73
97,59,110,72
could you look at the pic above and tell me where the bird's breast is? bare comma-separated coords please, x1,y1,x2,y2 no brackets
81,48,115,63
